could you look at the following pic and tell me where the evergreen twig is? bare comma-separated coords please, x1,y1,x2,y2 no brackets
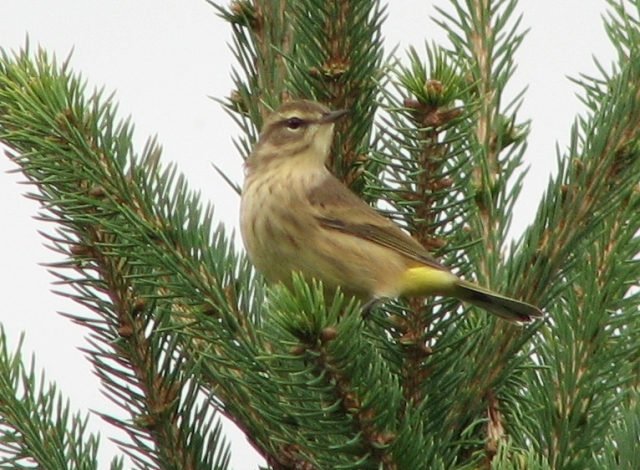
3,0,640,468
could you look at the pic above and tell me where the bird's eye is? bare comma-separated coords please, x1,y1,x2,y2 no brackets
285,117,304,130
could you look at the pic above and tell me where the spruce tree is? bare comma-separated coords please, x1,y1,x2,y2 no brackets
1,0,640,469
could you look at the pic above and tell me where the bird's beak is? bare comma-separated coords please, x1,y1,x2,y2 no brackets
319,109,349,124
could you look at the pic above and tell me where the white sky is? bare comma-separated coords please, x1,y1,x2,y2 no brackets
0,1,615,468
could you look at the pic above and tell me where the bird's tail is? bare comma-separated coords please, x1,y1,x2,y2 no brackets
453,280,543,323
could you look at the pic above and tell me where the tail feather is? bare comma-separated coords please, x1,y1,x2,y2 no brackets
453,280,543,323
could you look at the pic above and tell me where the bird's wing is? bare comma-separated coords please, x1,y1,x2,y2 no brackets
308,175,448,272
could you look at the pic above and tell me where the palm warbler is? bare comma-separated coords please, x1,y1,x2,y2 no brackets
240,100,543,322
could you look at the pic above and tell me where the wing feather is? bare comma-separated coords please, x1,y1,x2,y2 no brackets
308,176,448,272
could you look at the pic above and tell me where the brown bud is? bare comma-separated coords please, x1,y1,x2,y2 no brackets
89,186,105,197
290,344,306,356
436,177,454,190
424,79,443,95
320,326,337,343
117,324,134,338
360,408,375,421
70,244,89,256
372,431,396,446
132,297,146,315
135,414,157,430
343,392,360,411
403,98,421,109
420,345,433,356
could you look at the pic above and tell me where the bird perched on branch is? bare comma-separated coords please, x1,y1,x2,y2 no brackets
240,100,543,323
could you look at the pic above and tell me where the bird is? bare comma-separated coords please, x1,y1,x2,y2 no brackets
239,99,543,323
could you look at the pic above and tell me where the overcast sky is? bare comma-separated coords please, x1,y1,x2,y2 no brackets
0,1,615,468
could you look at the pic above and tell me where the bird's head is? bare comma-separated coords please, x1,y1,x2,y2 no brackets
247,100,348,169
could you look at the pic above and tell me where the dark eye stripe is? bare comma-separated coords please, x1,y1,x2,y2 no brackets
284,117,305,129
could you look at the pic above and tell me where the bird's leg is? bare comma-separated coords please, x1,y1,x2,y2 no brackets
361,296,385,318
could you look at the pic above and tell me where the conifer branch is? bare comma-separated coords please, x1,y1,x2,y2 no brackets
385,4,536,459
285,0,385,186
0,48,246,467
4,0,640,468
513,2,640,463
434,0,528,279
0,329,122,470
